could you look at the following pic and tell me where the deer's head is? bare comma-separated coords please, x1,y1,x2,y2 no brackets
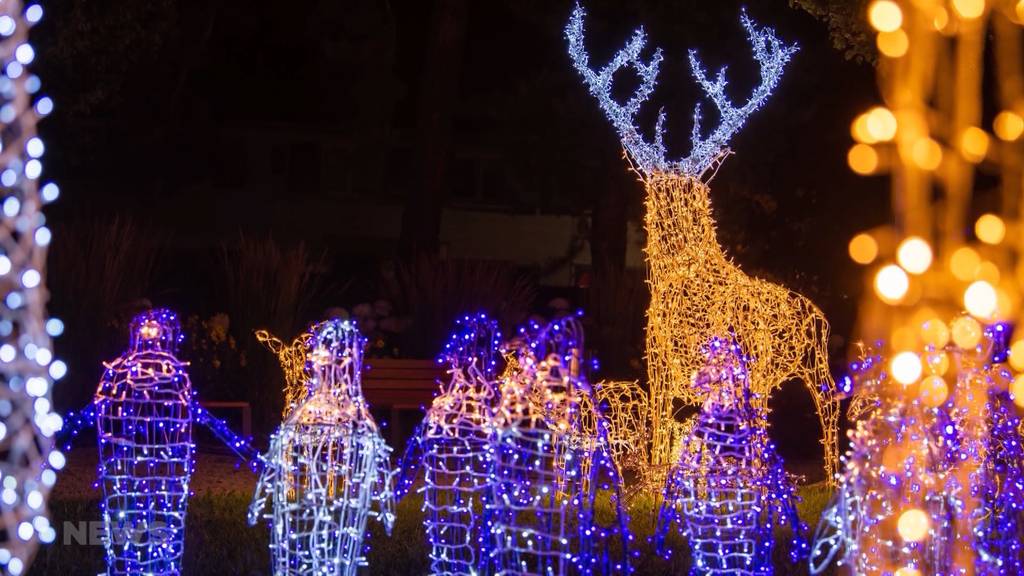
566,4,798,181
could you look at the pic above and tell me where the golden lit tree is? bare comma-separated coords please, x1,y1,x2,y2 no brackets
566,5,841,488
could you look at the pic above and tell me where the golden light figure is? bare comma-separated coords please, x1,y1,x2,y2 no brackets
567,4,841,488
256,329,313,416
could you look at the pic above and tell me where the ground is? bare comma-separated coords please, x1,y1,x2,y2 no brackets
31,449,837,575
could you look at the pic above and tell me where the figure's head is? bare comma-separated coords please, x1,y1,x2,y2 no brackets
440,313,502,379
307,318,364,394
694,336,749,403
128,308,182,354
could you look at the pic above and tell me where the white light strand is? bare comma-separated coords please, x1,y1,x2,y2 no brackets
566,3,798,178
0,3,62,571
249,319,396,576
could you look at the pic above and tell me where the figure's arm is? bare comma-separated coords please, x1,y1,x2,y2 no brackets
192,401,262,472
56,403,97,452
764,448,809,563
653,465,685,556
247,436,279,526
394,422,425,500
372,439,397,535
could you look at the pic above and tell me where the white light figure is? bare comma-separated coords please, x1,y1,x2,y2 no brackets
95,309,194,575
249,319,396,576
489,315,631,576
655,337,806,575
397,313,502,576
0,2,63,574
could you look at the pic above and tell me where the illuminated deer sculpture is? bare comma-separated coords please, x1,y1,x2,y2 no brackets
566,4,839,487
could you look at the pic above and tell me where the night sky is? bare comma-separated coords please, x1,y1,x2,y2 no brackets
37,1,890,453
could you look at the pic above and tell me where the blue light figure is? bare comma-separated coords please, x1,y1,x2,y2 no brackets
249,319,395,576
656,338,806,576
398,313,503,576
60,308,259,576
489,315,631,576
94,309,194,576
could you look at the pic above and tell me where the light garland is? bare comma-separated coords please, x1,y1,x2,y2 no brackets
656,337,808,574
567,4,840,488
249,319,396,576
0,2,63,574
397,313,502,576
488,314,632,575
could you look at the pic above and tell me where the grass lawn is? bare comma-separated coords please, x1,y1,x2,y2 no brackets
32,451,837,575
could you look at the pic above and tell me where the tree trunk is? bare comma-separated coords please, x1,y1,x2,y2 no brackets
399,0,469,258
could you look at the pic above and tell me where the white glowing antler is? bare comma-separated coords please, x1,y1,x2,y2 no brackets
566,4,798,178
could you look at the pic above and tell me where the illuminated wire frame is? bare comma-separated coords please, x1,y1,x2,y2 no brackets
94,309,193,576
56,310,258,576
250,319,396,576
397,313,503,576
489,314,631,576
0,2,64,574
656,338,807,575
567,3,839,488
811,320,1024,575
256,328,313,417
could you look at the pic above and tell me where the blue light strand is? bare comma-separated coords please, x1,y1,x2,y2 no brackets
398,313,502,575
566,3,798,178
488,315,633,575
655,337,807,574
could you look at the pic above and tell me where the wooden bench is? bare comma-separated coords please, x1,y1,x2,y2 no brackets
362,358,442,443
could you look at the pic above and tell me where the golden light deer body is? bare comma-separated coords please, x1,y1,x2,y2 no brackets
567,4,839,487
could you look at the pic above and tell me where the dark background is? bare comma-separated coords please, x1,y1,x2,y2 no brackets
36,0,888,460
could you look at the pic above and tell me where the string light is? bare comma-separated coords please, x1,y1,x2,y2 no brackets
875,264,910,303
849,233,879,265
974,213,1006,245
869,1,904,32
0,3,63,573
896,237,932,274
488,315,632,575
566,3,799,178
567,4,840,489
397,313,502,576
249,319,395,576
655,337,808,573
